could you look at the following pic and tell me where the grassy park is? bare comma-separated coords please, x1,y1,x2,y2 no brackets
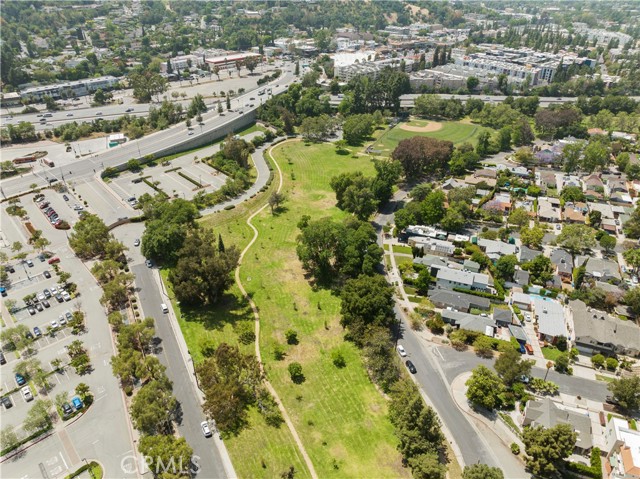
168,140,407,478
369,119,493,155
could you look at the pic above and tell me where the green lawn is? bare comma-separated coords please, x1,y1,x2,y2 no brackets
541,346,564,361
369,120,493,156
174,140,407,478
391,245,413,255
596,374,615,383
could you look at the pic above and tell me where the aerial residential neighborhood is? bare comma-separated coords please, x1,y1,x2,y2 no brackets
1,2,640,479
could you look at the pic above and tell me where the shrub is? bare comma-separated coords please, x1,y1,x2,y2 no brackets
285,329,298,345
288,362,304,382
606,357,619,371
426,316,444,335
511,443,520,455
591,354,606,369
331,350,346,368
273,344,285,360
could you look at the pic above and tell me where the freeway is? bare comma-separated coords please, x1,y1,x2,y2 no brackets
1,68,296,199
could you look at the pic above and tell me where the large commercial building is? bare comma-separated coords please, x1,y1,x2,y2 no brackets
205,52,262,71
334,57,415,81
19,75,119,102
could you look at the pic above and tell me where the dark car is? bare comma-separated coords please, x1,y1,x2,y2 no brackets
5,265,15,273
61,402,73,416
43,289,51,298
33,327,42,338
15,373,26,386
42,300,50,308
0,351,6,365
35,303,44,312
38,254,46,262
43,270,51,279
1,396,13,409
55,293,64,303
405,360,417,374
63,194,69,201
606,396,620,406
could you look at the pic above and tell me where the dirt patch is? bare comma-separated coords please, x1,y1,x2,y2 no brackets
399,122,443,133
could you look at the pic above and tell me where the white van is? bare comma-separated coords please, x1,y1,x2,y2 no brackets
161,303,169,314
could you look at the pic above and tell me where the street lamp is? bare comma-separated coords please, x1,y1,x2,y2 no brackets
82,458,95,479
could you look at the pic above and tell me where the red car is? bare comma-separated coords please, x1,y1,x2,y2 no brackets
48,257,60,265
39,202,49,209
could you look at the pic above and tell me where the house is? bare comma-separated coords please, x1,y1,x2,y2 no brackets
576,256,621,283
428,288,490,313
483,192,512,215
569,300,640,357
534,147,559,164
413,255,449,277
533,298,566,343
563,202,588,223
583,174,604,199
493,308,513,326
477,238,518,261
588,202,615,219
436,267,492,293
463,260,481,273
497,164,530,178
442,178,465,191
514,269,530,287
408,237,456,257
602,218,619,234
522,397,592,454
405,225,448,240
550,249,573,282
604,417,640,479
538,170,558,189
519,245,539,264
464,174,497,188
441,309,496,334
509,324,529,346
538,197,562,222
512,292,532,311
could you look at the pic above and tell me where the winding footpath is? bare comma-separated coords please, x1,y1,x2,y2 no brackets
233,140,319,479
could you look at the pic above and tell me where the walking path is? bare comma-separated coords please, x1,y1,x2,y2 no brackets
233,139,318,479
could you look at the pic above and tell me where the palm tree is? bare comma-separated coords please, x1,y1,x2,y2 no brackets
544,361,553,381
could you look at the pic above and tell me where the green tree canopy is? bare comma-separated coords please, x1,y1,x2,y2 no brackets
522,424,576,477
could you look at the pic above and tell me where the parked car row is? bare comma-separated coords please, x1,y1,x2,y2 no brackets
26,285,71,315
37,195,65,227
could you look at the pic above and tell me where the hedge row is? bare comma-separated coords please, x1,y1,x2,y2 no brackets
1,424,53,456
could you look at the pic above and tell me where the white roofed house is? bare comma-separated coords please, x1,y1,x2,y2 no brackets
532,297,567,344
477,238,518,262
408,237,455,257
436,267,492,293
605,416,640,479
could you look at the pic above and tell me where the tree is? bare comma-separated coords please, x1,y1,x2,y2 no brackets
591,354,606,369
23,399,53,433
582,140,610,173
371,159,402,205
560,185,585,203
599,234,617,253
288,362,304,382
409,454,446,479
440,207,466,233
496,127,512,152
342,113,374,145
392,136,454,179
187,94,207,117
130,380,176,435
522,424,576,477
466,76,479,91
495,255,518,281
168,229,240,306
340,275,395,344
421,190,446,225
588,210,602,229
623,248,640,274
514,147,535,166
129,69,167,103
475,130,491,157
299,114,333,142
554,352,570,373
414,269,431,296
494,347,534,386
138,435,193,479
69,214,111,259
561,141,585,173
465,365,504,410
268,192,286,215
520,225,545,249
557,224,596,257
508,208,530,227
0,426,19,451
11,241,22,252
226,93,231,110
245,56,259,75
608,376,640,412
463,464,504,479
512,119,535,146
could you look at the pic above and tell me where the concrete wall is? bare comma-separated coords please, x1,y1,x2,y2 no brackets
103,110,257,176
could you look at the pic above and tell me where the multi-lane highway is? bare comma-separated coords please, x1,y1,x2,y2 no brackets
1,68,296,199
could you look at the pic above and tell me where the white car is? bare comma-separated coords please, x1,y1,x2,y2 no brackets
50,286,58,295
201,421,212,438
22,386,33,402
62,291,71,301
397,344,407,357
51,320,59,329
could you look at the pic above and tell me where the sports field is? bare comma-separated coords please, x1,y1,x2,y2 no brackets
369,119,492,155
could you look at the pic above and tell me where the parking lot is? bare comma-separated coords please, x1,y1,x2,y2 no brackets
72,178,133,225
108,157,228,201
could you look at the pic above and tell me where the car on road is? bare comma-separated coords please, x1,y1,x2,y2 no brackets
405,360,417,374
0,351,5,365
134,239,140,247
66,113,73,117
48,257,60,264
22,386,33,402
125,108,134,113
63,194,69,201
74,204,84,211
606,396,620,406
15,373,26,386
250,97,255,100
397,344,407,357
96,111,102,116
201,421,213,438
145,259,153,268
188,130,194,135
2,396,13,409
556,97,562,100
33,327,42,338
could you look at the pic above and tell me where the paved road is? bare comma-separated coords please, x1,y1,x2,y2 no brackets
1,69,296,199
436,346,610,402
133,263,228,479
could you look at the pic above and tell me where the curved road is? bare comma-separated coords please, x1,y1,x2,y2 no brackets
1,68,296,199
